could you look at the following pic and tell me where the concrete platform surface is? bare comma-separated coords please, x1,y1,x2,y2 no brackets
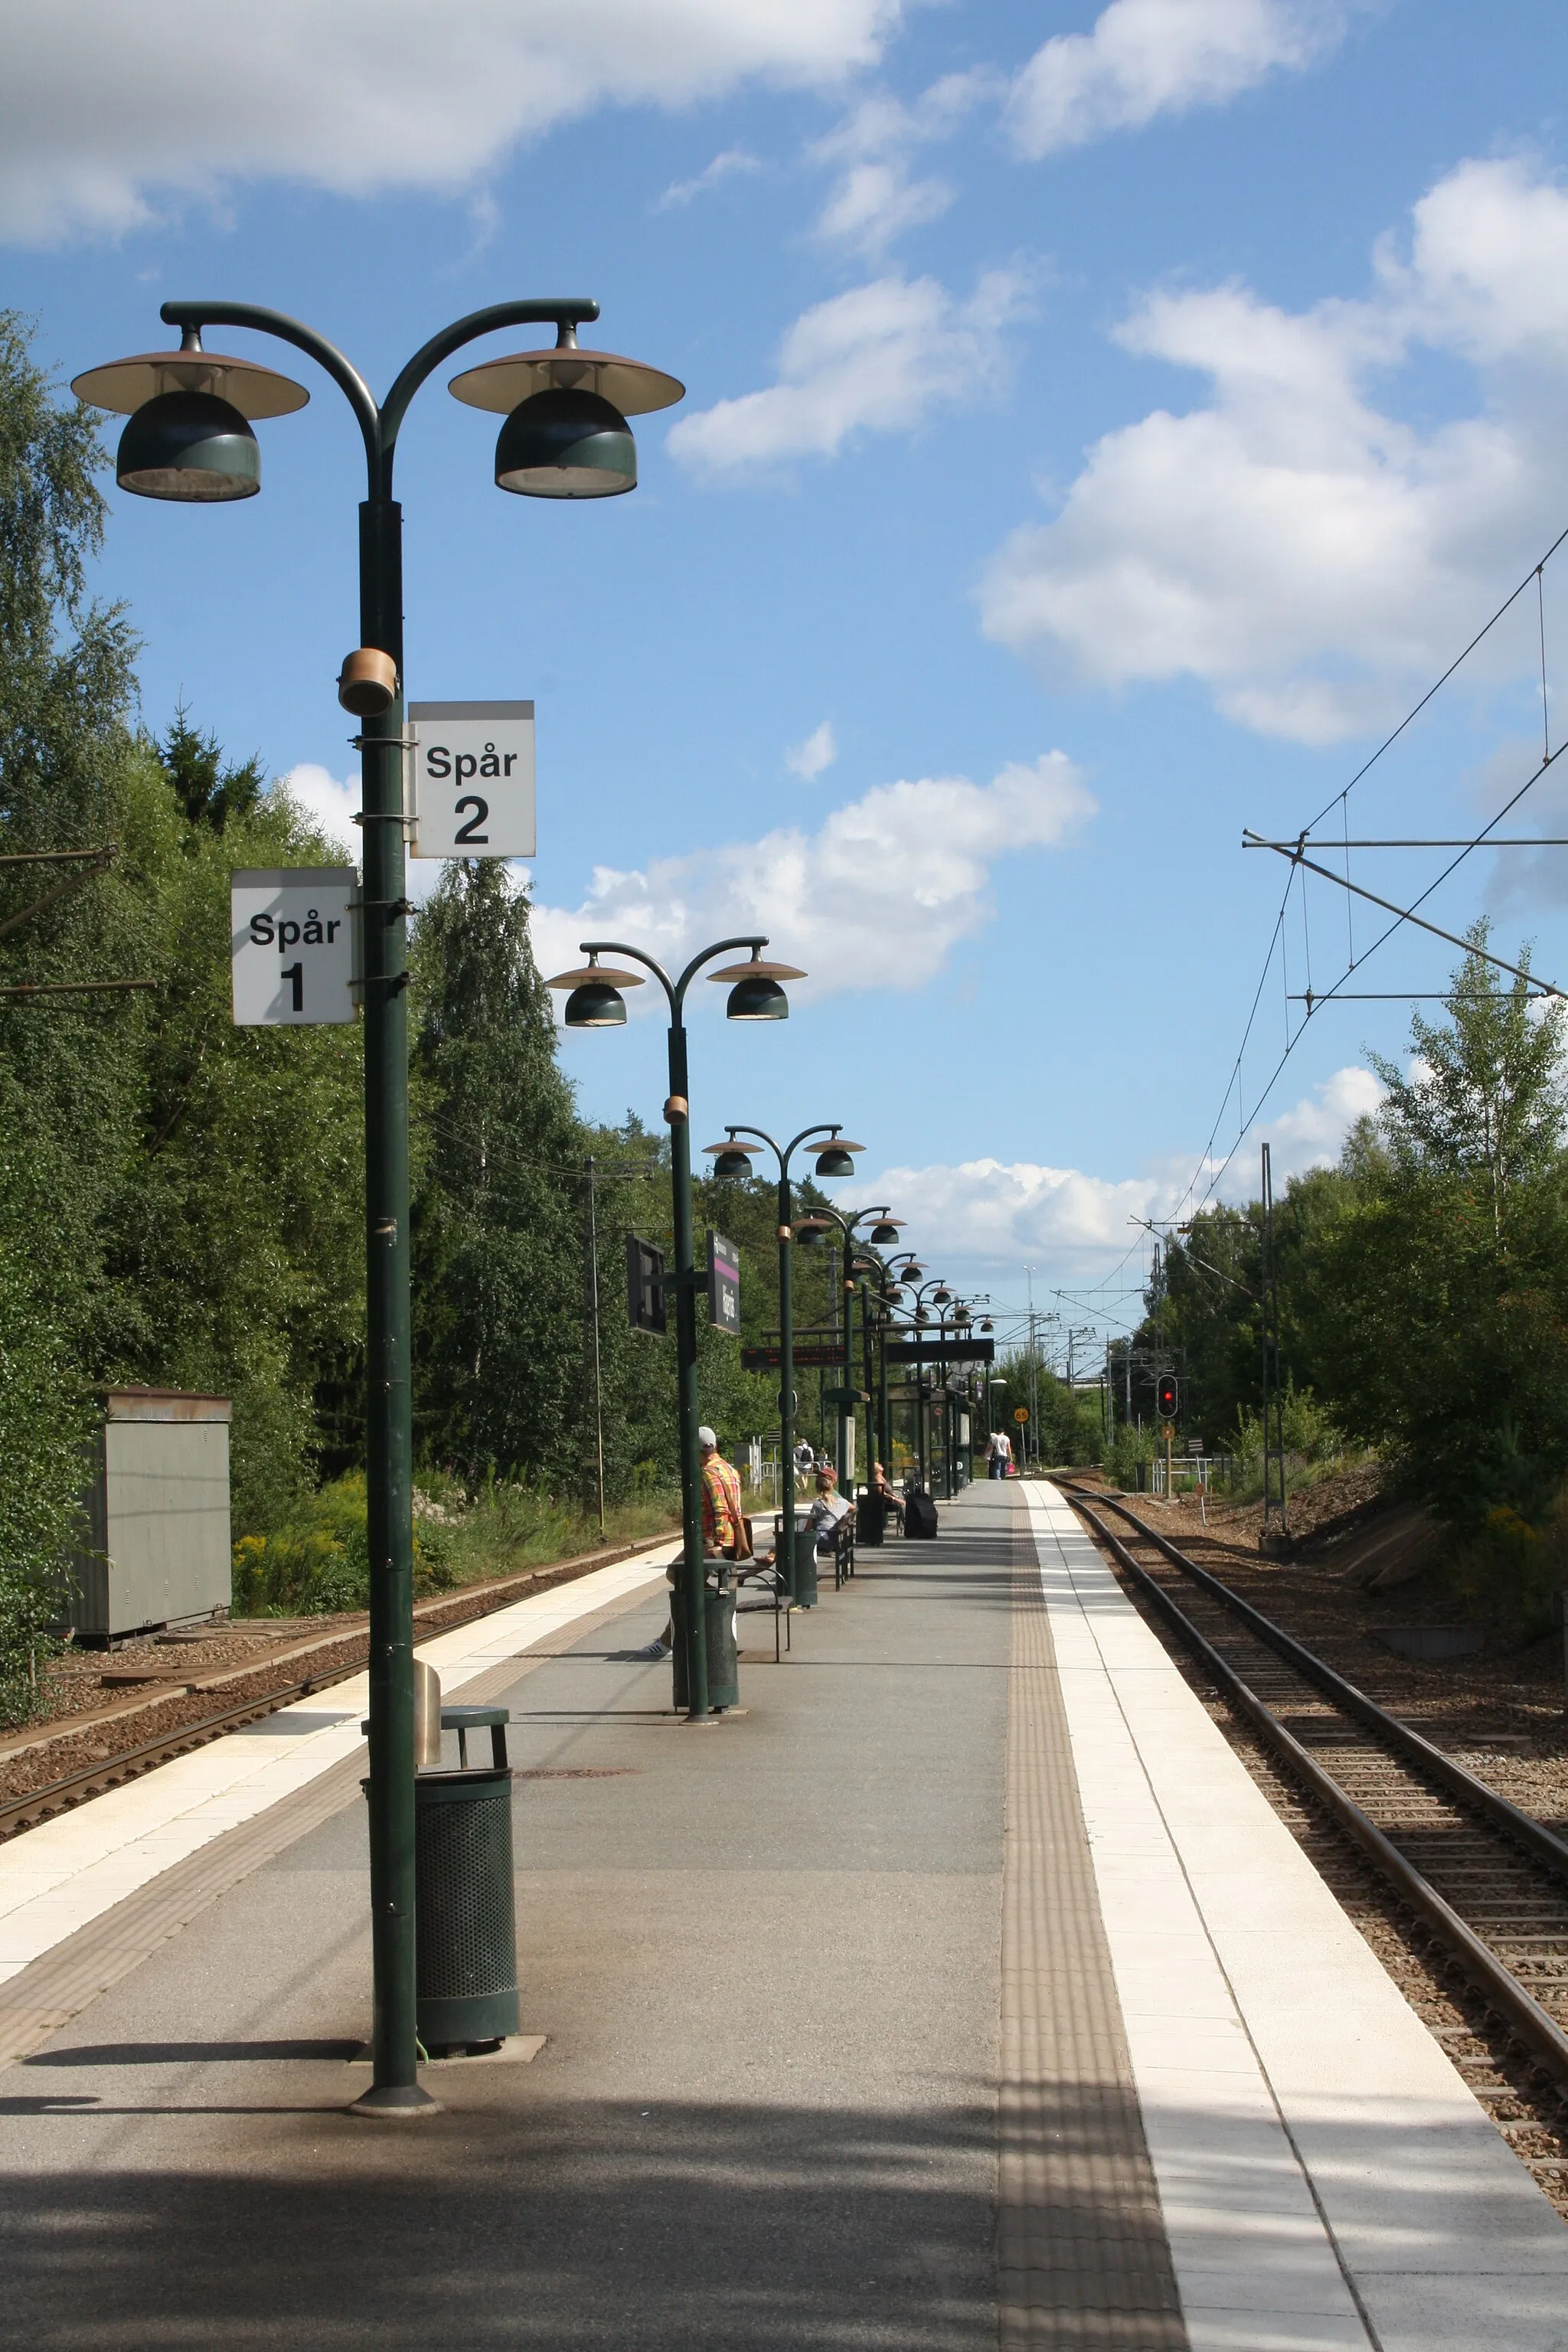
0,1482,1560,2351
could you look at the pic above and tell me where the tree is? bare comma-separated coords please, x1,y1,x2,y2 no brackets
1370,923,1566,1244
1308,936,1568,1521
410,864,586,1484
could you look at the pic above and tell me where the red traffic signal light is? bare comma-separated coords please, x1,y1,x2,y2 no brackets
1156,1373,1178,1419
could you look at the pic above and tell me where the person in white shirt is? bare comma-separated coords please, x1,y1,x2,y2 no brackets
805,1466,851,1551
986,1428,1012,1480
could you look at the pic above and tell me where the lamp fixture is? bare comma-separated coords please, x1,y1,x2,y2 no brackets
74,327,309,505
451,322,685,502
545,951,645,1028
707,947,805,1022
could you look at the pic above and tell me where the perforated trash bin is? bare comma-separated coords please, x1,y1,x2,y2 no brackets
413,1704,520,2053
671,1563,740,1710
856,1489,887,1547
792,1527,819,1609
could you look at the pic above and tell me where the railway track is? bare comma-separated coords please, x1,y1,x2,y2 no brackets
1057,1482,1568,2184
0,1530,675,1847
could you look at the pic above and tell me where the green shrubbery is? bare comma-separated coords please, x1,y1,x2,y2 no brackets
230,1470,678,1617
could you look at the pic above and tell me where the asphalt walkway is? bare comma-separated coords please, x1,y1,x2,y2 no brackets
0,1485,1037,2349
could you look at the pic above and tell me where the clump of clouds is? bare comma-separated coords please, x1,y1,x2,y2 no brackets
657,148,761,211
1004,0,1345,158
530,750,1093,1004
979,157,1568,743
810,74,991,256
273,763,358,856
786,720,838,780
0,0,900,244
872,1064,1382,1276
668,266,1031,477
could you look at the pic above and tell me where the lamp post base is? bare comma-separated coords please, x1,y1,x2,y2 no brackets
348,2081,444,2120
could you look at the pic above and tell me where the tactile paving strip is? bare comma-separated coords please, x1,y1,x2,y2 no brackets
1001,1492,1188,2348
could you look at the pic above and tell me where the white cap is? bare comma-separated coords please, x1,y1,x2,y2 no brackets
697,1426,717,1449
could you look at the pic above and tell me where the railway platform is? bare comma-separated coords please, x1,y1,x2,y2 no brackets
0,1482,1563,2349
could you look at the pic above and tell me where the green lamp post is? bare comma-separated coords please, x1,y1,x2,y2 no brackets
547,940,802,1717
76,298,683,2120
705,1122,856,1599
793,1204,901,1508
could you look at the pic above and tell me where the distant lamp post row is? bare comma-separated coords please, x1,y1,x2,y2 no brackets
546,939,803,1720
794,1203,901,1507
706,1125,864,1591
76,295,683,2122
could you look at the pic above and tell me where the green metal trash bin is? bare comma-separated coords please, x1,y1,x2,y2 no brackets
792,1527,819,1608
856,1490,887,1547
413,1704,520,2053
672,1563,740,1710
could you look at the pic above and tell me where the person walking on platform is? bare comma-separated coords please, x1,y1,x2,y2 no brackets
792,1436,815,1492
986,1426,1012,1480
636,1428,753,1661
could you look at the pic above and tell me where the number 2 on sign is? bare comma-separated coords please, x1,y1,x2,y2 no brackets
453,796,489,846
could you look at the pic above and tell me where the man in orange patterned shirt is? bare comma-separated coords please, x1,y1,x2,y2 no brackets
699,1427,750,1560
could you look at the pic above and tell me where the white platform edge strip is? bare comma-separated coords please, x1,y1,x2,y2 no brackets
0,1542,678,1988
1023,1482,1568,2352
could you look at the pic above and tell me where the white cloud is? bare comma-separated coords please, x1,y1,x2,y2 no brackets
1253,1062,1383,1179
668,266,1031,477
809,77,989,255
0,0,899,245
872,1155,1167,1266
530,751,1093,1004
980,157,1568,743
1005,0,1342,159
657,148,762,211
273,763,359,857
786,720,838,780
871,1065,1381,1278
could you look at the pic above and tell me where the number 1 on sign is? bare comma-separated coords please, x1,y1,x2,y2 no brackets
280,962,303,1013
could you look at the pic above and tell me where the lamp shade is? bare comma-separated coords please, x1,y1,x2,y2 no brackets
727,971,789,1021
116,390,259,501
793,1218,828,1246
980,1318,994,1333
814,1146,854,1178
711,1148,752,1178
868,1220,900,1246
495,387,635,498
933,1285,952,1305
563,979,626,1027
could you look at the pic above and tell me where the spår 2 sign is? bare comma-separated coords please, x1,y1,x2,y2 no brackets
408,701,535,861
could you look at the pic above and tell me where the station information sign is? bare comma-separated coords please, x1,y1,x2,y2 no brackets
230,867,356,1026
408,701,535,860
707,1232,741,1335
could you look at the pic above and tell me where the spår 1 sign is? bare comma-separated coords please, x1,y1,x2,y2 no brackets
231,867,356,1026
408,700,535,861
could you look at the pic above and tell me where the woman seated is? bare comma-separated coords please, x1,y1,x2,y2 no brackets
870,1460,904,1532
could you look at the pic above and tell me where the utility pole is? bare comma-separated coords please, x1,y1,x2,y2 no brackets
1260,1142,1289,1538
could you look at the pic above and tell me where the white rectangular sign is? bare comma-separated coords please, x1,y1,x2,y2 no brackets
408,700,535,860
231,867,356,1027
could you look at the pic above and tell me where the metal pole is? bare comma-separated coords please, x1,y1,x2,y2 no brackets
777,1167,798,1600
840,1258,854,1498
666,1028,708,1719
358,489,424,2110
586,1158,606,1538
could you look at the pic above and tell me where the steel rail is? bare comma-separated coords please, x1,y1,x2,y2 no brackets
1068,1484,1568,1883
1058,1485,1568,2094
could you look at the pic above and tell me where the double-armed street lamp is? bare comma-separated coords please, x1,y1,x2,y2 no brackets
706,1123,858,1598
793,1202,902,1511
545,940,802,1718
77,296,684,2118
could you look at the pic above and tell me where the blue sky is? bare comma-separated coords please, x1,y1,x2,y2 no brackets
8,0,1568,1361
